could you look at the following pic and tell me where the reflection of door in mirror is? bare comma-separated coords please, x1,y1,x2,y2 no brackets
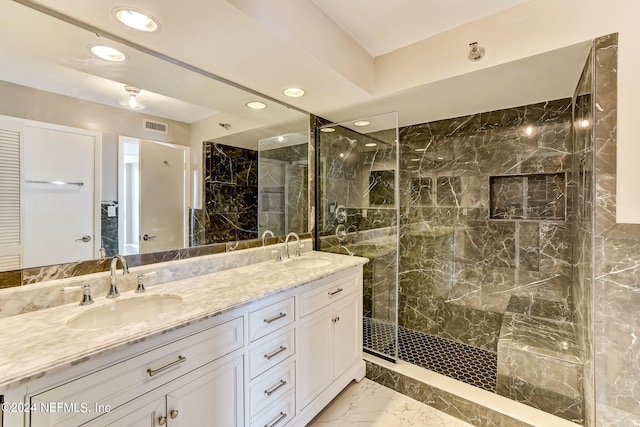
118,137,189,255
0,118,100,270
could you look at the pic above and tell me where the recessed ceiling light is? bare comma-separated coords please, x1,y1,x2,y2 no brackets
320,127,335,133
411,158,421,162
246,101,267,110
283,87,306,98
354,121,370,127
364,143,377,147
89,45,127,62
524,125,535,136
114,8,159,32
579,119,590,128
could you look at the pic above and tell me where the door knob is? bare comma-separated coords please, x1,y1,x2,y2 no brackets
142,234,157,241
75,235,91,243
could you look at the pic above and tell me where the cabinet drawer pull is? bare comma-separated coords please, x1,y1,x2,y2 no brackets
328,287,344,296
264,312,287,324
147,355,187,377
264,346,287,360
169,409,179,419
264,379,287,396
265,411,287,427
157,415,167,425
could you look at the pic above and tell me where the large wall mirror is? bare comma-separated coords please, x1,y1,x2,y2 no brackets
0,0,309,274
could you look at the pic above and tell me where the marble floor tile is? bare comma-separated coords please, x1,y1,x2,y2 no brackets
308,378,473,427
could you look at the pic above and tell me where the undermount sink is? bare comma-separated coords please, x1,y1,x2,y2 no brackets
66,294,183,330
284,257,333,269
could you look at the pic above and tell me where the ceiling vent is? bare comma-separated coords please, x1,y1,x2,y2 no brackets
143,119,168,134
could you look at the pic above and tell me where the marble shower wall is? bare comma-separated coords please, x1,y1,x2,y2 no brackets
398,98,574,352
573,48,594,426
587,34,640,427
202,142,258,243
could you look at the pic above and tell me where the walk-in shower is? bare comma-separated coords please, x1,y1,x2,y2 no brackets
314,89,588,424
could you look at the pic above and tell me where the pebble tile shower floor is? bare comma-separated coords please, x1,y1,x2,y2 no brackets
364,317,497,393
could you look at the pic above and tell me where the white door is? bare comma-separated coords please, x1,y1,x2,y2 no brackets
22,125,98,267
139,140,188,253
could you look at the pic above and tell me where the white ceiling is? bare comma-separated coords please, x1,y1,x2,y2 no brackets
7,0,591,133
311,0,530,57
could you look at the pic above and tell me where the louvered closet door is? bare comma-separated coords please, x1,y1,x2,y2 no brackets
0,121,23,271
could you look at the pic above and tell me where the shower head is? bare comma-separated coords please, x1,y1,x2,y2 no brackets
338,135,358,147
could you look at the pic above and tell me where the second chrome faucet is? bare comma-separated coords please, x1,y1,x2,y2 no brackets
108,255,129,298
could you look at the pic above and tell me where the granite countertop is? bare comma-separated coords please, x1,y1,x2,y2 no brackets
0,251,367,392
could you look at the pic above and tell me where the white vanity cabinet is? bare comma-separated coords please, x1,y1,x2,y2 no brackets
11,263,364,427
297,272,362,412
88,353,245,427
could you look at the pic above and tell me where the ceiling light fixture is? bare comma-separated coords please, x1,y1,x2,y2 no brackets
354,121,370,127
119,85,145,110
283,87,306,98
89,45,127,62
114,8,159,32
364,142,377,147
246,101,267,110
320,127,335,133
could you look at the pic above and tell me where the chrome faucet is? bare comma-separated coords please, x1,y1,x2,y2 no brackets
284,232,301,258
108,255,129,298
261,229,275,246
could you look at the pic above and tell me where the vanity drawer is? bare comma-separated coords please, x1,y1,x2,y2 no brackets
30,316,244,427
299,271,359,317
250,390,295,427
249,328,295,379
249,360,295,416
249,296,294,342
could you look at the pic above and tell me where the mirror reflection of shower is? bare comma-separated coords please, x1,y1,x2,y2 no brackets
258,131,309,238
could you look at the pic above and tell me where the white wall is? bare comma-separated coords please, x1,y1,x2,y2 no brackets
0,81,191,201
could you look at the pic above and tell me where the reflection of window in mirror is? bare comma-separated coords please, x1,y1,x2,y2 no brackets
369,170,395,206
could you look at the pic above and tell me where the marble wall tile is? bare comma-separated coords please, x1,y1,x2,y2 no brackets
584,32,640,427
203,142,258,243
100,201,118,257
397,97,578,421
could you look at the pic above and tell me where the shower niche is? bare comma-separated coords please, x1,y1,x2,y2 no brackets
489,172,566,221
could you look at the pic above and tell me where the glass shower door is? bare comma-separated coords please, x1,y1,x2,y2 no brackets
314,112,399,362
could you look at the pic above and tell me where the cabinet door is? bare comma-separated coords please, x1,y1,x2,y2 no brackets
333,296,360,379
297,309,333,410
166,355,244,427
85,395,165,427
